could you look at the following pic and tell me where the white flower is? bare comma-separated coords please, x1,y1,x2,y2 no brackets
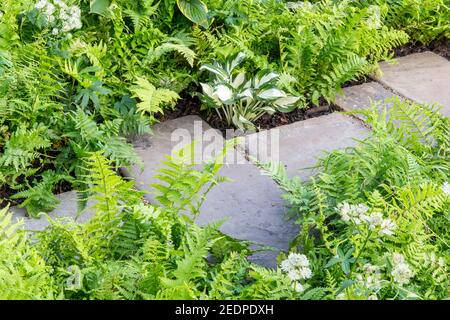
281,253,313,281
336,293,346,300
215,85,233,102
292,282,304,293
44,2,55,17
52,27,59,35
442,182,450,195
338,202,369,225
281,259,294,273
287,270,301,281
35,0,48,10
366,211,383,229
379,219,396,236
392,253,405,265
288,253,310,267
299,267,312,279
368,294,378,300
392,262,414,285
366,5,382,29
363,263,378,274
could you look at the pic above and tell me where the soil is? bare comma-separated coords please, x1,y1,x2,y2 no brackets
157,92,334,134
393,39,450,60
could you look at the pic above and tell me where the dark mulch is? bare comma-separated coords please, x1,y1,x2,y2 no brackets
393,38,450,60
157,92,334,134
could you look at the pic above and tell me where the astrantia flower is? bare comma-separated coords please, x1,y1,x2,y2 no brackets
34,0,82,33
379,219,396,236
35,0,47,9
392,253,405,265
392,262,414,285
288,253,310,267
365,211,383,229
299,267,312,279
292,282,304,293
338,202,369,225
287,270,301,281
363,263,379,274
442,182,450,195
281,253,313,282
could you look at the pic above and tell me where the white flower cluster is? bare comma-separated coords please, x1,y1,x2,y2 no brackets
338,202,397,236
391,253,414,286
442,182,450,195
35,0,82,35
281,253,312,292
366,5,382,29
355,263,382,290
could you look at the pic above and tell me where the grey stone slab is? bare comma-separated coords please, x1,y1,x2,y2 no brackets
335,82,399,120
123,116,298,268
242,113,370,180
10,191,94,231
375,51,450,117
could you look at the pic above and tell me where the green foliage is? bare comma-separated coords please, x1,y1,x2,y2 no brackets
0,151,316,300
260,99,450,300
130,77,179,122
2,0,445,214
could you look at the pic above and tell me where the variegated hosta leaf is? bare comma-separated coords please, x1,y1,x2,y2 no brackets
200,83,222,106
199,64,228,80
214,84,233,102
232,72,246,88
274,96,300,107
255,72,279,89
237,88,253,99
257,88,287,100
233,113,255,130
227,52,246,73
261,106,277,114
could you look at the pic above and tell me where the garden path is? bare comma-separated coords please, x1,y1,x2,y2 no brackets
10,51,450,267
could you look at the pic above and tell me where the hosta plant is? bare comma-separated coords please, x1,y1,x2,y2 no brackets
199,53,300,129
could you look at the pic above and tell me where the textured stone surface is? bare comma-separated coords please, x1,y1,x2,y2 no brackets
376,51,450,117
242,113,370,179
123,116,298,268
335,82,399,120
10,191,94,231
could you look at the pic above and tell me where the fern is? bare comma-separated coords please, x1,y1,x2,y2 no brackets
130,77,179,121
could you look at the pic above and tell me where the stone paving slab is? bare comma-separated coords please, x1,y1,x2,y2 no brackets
123,116,298,268
242,113,370,180
335,82,399,120
10,191,94,231
375,51,450,117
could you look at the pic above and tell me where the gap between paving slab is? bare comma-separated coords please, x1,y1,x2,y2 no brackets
335,82,400,121
122,115,298,268
374,51,450,117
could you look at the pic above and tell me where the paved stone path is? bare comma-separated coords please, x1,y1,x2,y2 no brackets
123,116,296,268
375,52,450,117
11,191,94,231
335,82,399,120
242,113,369,179
9,50,450,267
